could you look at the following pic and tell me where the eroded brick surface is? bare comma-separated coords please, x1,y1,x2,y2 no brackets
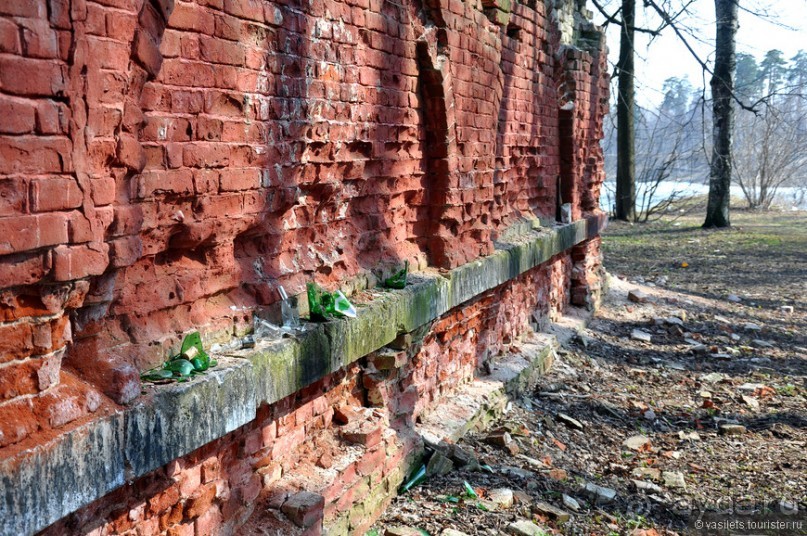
1,0,607,530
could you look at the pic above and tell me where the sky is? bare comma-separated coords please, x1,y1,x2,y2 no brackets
593,0,807,107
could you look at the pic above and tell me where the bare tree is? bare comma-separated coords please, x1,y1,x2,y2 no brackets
703,0,738,228
602,94,703,222
615,0,637,221
733,106,807,208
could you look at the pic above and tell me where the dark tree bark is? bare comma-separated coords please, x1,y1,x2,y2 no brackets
704,0,738,228
615,0,636,221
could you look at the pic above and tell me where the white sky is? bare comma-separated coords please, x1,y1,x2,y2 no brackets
593,0,807,107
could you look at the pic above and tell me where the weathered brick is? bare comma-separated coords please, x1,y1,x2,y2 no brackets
0,177,28,216
280,492,324,528
0,250,49,287
0,18,20,54
194,507,222,536
30,178,83,212
0,2,612,533
0,360,42,400
133,29,163,77
116,133,146,171
51,243,109,281
0,136,72,174
0,397,38,448
136,169,194,199
90,177,116,206
184,484,217,519
219,168,259,192
0,96,36,134
167,2,215,34
0,213,68,255
148,484,181,516
0,1,46,19
19,18,60,58
35,100,67,134
0,56,65,97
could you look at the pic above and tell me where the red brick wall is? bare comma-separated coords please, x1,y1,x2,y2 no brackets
39,252,575,535
0,0,607,475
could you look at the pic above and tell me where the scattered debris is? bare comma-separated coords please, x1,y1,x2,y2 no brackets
373,237,806,536
678,431,701,441
547,468,568,481
280,491,324,528
562,494,581,512
532,501,571,522
628,289,651,303
633,479,664,494
507,520,547,536
382,261,410,289
140,332,217,384
632,467,661,480
700,372,726,383
385,526,427,536
556,413,584,430
738,383,766,392
662,471,687,489
630,329,653,343
488,488,515,509
741,395,760,410
426,450,454,476
718,424,747,436
623,435,651,451
440,530,471,536
584,482,617,504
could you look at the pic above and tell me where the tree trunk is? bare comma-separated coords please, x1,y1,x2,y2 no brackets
615,0,636,221
704,0,738,228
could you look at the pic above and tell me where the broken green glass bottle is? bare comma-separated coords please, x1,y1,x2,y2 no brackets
306,282,357,320
383,260,409,289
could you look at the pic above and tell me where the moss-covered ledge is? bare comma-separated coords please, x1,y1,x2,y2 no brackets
0,215,606,536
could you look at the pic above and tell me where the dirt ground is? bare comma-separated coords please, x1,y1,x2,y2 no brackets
371,210,806,536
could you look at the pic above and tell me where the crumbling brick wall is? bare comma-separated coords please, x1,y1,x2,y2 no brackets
0,0,606,445
0,0,607,531
39,252,572,535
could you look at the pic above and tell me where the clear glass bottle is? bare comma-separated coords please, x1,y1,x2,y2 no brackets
278,286,300,328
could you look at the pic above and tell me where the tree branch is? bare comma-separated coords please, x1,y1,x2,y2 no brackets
642,0,764,114
590,0,662,36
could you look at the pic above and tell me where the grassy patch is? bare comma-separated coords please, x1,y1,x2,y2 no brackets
602,209,807,307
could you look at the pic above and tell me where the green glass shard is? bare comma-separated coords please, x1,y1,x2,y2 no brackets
400,464,427,493
383,260,409,289
165,358,194,377
307,282,357,320
463,481,478,499
307,282,329,321
333,290,356,318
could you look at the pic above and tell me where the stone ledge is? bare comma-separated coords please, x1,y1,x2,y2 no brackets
0,413,125,536
417,333,557,446
0,215,605,536
125,356,257,477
